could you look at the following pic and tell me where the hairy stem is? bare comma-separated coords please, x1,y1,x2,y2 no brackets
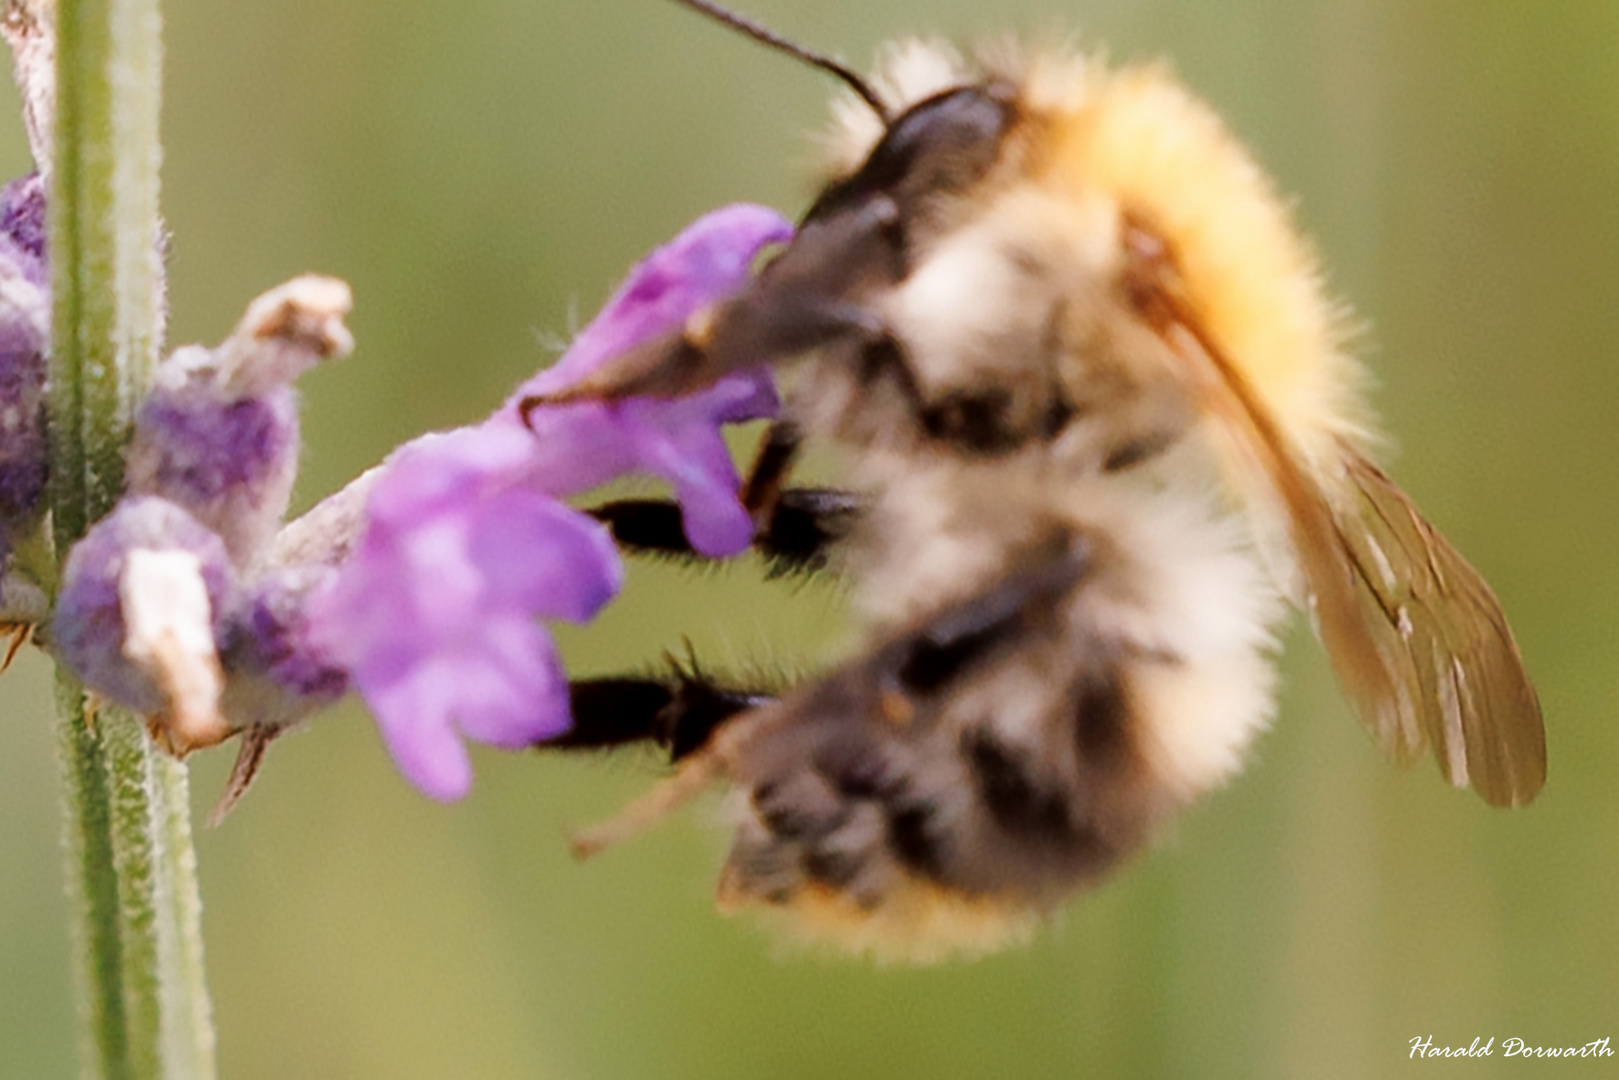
48,0,217,1075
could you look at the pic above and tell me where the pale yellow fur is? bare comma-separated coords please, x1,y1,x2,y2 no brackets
722,870,1040,965
826,42,1372,470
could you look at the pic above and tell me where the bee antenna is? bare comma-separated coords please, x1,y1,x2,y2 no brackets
665,0,891,124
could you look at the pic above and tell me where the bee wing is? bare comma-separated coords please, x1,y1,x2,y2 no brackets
1141,267,1545,807
1330,451,1545,806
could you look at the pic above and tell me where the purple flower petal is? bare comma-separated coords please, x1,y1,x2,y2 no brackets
522,204,793,393
0,307,48,526
0,174,46,281
422,616,567,749
362,666,478,802
358,612,569,802
225,565,350,709
131,389,298,544
304,426,622,801
509,203,791,554
466,480,621,621
127,277,353,567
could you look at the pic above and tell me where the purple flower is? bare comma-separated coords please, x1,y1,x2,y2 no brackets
0,298,47,526
1,173,46,282
222,565,350,713
130,385,298,557
48,208,791,803
304,425,621,799
503,202,788,554
0,172,49,533
127,276,353,565
53,498,239,717
306,204,792,800
51,278,357,761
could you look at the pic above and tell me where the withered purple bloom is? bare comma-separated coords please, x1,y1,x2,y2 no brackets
222,565,350,717
0,173,46,281
53,497,238,718
127,278,354,565
52,277,355,764
305,204,791,800
0,172,49,538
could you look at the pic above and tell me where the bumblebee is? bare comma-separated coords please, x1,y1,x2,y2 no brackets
532,1,1544,962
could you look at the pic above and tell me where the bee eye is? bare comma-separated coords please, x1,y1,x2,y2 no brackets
806,87,1016,226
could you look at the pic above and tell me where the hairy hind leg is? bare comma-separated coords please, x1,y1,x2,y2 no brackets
562,538,1091,860
541,659,775,762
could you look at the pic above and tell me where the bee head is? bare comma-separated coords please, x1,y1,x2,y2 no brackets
520,80,1024,423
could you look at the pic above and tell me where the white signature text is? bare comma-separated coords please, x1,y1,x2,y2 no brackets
1409,1036,1613,1060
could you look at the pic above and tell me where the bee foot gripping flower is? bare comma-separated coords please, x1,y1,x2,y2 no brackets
304,203,792,801
52,204,792,811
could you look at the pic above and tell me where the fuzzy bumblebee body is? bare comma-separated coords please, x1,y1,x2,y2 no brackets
542,39,1544,962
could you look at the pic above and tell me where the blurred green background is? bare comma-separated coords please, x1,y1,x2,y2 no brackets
2,0,1616,1076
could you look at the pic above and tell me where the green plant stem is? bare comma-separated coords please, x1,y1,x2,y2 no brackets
48,0,217,1076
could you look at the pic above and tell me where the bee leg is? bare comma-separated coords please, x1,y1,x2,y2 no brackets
563,540,1088,865
543,664,774,762
739,418,803,524
540,656,780,859
588,486,861,576
549,658,780,860
587,416,861,575
868,535,1088,697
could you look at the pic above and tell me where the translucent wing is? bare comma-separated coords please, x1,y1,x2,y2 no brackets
1330,452,1545,806
1204,361,1543,806
1129,233,1545,807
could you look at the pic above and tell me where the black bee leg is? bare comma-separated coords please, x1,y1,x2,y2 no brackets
587,418,861,576
739,418,803,524
543,655,783,860
539,656,776,762
735,420,868,576
586,487,861,576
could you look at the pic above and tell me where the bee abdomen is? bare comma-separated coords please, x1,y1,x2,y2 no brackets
719,660,1162,933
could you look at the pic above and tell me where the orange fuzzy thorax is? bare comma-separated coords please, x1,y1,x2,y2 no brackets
1028,58,1369,468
